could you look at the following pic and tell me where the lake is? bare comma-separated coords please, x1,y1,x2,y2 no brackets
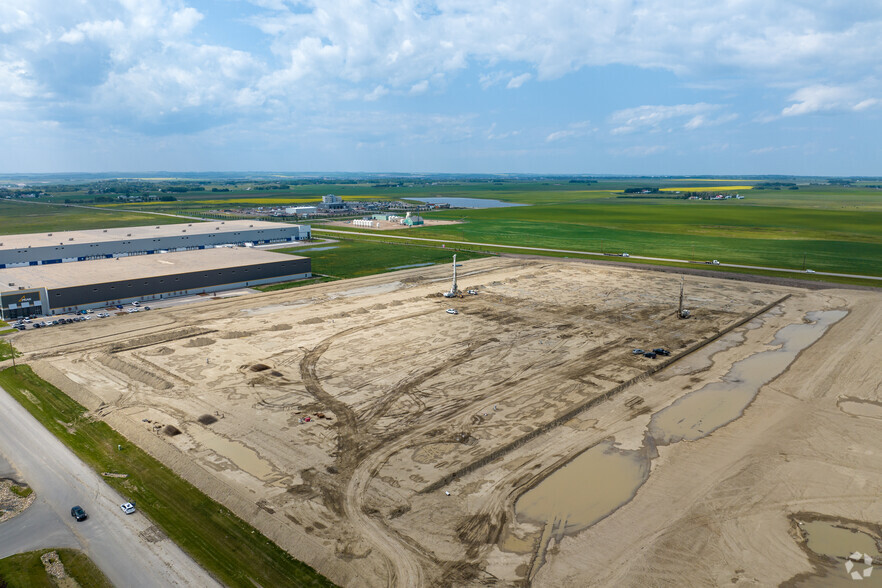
409,197,526,208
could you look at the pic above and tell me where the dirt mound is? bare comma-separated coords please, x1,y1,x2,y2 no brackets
269,323,294,330
107,327,213,353
219,331,252,339
183,337,215,348
163,425,181,436
250,363,271,372
299,318,323,325
146,346,175,356
95,353,174,390
197,414,218,425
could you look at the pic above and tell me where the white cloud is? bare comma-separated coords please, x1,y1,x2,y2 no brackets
364,85,389,101
546,120,594,142
409,80,429,95
781,84,881,116
609,103,725,134
506,73,531,89
3,0,882,152
614,145,669,157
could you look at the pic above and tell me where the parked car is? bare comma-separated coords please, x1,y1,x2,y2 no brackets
632,348,644,355
120,502,136,515
71,505,87,521
446,308,458,315
643,351,658,359
652,348,671,356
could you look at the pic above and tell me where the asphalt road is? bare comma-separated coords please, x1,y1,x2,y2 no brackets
312,227,882,282
0,383,220,587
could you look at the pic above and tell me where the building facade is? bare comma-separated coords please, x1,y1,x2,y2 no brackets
0,249,310,318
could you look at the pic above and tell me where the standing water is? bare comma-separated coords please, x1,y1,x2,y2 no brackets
649,310,847,445
514,309,847,548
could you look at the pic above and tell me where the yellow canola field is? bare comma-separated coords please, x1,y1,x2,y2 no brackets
659,186,753,192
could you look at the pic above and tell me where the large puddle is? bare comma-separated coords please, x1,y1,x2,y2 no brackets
838,399,882,420
189,426,276,480
650,310,846,445
513,309,847,546
516,442,650,539
790,520,882,586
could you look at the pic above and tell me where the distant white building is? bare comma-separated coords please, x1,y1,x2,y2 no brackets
320,194,347,210
285,206,318,215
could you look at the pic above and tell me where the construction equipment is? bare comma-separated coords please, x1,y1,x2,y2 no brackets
678,278,691,319
443,254,462,298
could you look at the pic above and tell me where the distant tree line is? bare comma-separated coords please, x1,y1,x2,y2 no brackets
753,182,798,190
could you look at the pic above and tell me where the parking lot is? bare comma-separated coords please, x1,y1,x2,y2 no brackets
9,305,151,331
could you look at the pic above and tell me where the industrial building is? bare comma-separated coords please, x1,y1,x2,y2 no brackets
0,248,310,318
0,220,310,269
285,206,318,216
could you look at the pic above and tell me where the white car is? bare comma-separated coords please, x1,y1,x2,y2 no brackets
120,502,136,515
446,308,458,315
805,269,816,273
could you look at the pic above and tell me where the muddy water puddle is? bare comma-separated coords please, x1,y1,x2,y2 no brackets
512,309,847,552
189,426,276,480
650,310,846,445
839,399,882,420
791,520,882,586
516,441,650,539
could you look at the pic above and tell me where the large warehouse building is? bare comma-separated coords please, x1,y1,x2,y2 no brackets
0,220,310,268
0,248,310,318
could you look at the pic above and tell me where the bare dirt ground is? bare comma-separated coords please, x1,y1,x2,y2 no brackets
10,258,882,587
323,218,462,230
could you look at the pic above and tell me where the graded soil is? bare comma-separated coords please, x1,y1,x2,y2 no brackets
10,258,881,587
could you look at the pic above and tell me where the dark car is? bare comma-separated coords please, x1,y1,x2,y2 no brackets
643,352,657,359
71,505,87,521
652,348,671,356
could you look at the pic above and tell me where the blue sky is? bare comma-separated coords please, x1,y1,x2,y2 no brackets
1,0,881,175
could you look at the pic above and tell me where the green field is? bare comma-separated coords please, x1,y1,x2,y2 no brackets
308,183,882,279
0,200,189,235
0,366,335,588
4,177,882,281
277,239,489,280
0,549,112,588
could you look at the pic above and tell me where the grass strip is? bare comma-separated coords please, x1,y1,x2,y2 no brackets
0,548,112,588
0,341,18,361
0,366,336,588
255,275,339,292
311,229,882,289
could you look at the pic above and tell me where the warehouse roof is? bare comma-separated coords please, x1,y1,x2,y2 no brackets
0,248,306,291
0,220,300,251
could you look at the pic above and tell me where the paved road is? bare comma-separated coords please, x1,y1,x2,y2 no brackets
312,228,882,282
0,383,220,587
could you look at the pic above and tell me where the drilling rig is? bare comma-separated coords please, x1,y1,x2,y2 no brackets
443,254,462,298
678,277,691,319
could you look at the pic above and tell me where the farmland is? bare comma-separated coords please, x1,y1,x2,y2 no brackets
0,200,187,235
3,176,882,280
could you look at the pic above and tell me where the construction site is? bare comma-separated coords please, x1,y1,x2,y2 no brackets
9,257,882,587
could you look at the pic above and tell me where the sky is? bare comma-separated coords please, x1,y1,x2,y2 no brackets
1,0,881,175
